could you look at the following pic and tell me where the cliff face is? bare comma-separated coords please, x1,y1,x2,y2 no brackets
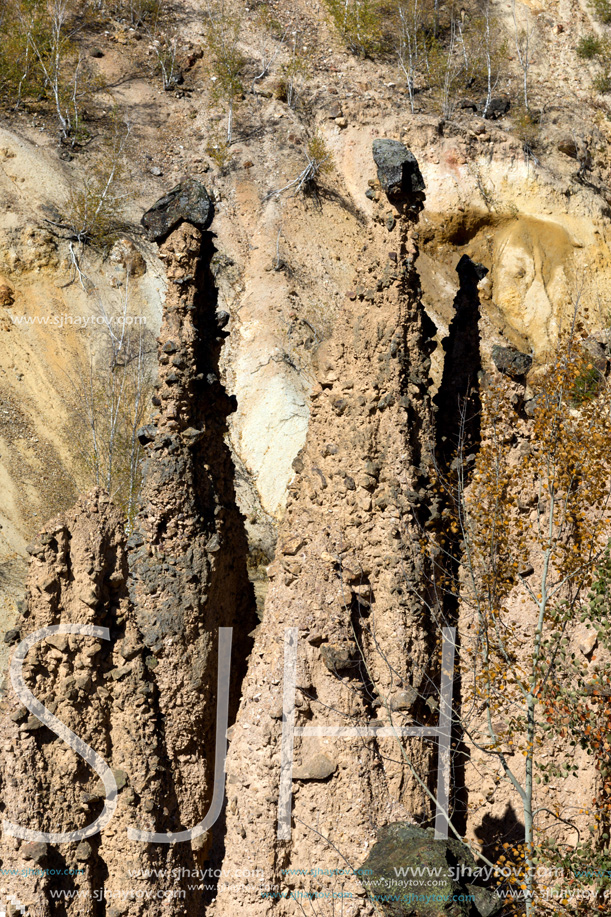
0,223,257,916
210,150,442,915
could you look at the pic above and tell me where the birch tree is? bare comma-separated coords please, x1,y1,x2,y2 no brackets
66,280,156,529
422,335,611,913
511,0,536,111
203,0,245,144
397,0,424,112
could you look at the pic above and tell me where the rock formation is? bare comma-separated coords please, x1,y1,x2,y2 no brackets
210,146,443,916
0,216,257,915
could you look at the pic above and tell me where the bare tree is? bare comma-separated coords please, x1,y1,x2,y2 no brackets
250,5,287,94
397,0,423,113
480,0,500,119
65,278,155,529
511,0,536,111
265,131,334,199
15,0,84,139
203,0,245,144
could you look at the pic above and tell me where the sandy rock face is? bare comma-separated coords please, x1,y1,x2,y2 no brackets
128,222,257,864
211,149,442,916
0,223,257,916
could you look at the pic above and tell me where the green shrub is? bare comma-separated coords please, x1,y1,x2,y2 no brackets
64,120,133,246
513,105,542,148
0,1,103,139
203,1,245,143
590,0,611,24
323,0,385,56
593,68,611,93
577,34,604,58
205,131,234,174
571,361,605,404
276,47,309,108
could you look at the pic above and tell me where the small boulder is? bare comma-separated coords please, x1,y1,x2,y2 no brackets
216,309,230,329
3,628,20,645
126,532,145,550
360,823,502,917
113,768,128,790
22,841,48,863
181,427,205,447
478,96,510,119
0,284,14,307
389,687,419,712
320,641,358,673
281,536,306,556
582,338,608,373
141,177,213,241
578,630,598,658
137,424,156,445
372,140,425,199
491,345,532,378
293,753,336,781
75,840,93,862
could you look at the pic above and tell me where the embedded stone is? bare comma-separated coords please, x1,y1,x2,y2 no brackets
491,345,532,378
293,754,336,781
320,641,358,673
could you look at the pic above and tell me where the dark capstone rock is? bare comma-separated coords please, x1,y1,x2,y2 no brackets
137,424,157,445
360,823,502,917
372,140,425,199
491,345,532,378
478,96,510,119
141,177,214,241
216,310,230,329
4,628,20,645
